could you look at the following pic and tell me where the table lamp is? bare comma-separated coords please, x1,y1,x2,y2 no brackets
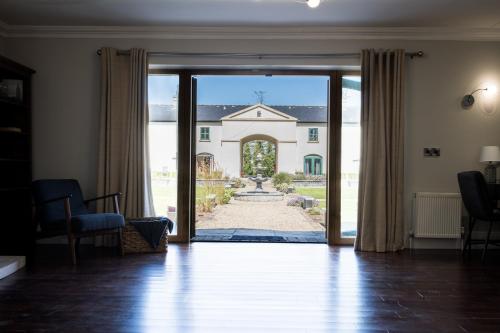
480,146,500,183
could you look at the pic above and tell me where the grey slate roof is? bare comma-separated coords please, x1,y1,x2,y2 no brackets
149,104,359,123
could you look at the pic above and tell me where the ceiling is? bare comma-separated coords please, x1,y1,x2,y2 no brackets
0,0,499,28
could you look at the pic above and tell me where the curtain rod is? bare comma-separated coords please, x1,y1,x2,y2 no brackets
96,49,424,59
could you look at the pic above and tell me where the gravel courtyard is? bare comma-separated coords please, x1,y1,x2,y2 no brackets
196,198,325,231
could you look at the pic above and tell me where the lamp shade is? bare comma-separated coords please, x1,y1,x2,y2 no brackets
480,146,500,163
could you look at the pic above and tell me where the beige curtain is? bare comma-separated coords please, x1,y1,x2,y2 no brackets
354,49,405,252
96,48,155,219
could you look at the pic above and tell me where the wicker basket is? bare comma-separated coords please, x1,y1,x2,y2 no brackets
123,218,168,254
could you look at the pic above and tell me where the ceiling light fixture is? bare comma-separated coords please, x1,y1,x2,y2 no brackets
307,0,321,8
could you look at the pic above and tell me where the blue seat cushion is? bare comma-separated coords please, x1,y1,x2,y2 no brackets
38,213,125,234
71,213,125,233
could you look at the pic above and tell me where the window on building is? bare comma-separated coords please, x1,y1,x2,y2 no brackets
304,155,322,175
308,128,319,142
200,127,210,141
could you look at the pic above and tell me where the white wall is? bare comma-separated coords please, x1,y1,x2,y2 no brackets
4,37,500,247
195,122,329,177
149,122,177,174
195,122,223,170
296,123,328,174
222,118,297,176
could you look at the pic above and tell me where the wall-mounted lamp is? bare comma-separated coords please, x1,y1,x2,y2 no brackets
462,83,498,108
306,0,321,8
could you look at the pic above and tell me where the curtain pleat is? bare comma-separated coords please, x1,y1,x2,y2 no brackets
354,49,406,252
96,48,155,221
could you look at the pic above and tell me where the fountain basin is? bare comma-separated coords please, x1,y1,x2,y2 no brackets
234,191,284,202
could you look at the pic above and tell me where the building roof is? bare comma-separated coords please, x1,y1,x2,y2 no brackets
150,103,360,123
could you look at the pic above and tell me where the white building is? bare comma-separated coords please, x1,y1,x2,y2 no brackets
150,103,328,178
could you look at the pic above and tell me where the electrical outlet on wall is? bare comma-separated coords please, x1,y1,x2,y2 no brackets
423,147,441,157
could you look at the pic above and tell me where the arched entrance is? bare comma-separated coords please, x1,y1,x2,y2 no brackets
240,134,278,177
196,152,214,172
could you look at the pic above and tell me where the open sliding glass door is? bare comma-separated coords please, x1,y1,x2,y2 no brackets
146,71,194,243
328,73,362,245
327,73,342,245
147,73,180,240
189,76,197,239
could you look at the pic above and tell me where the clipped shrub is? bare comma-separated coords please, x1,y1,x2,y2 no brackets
287,196,303,207
230,178,246,188
221,188,235,204
272,172,293,187
276,183,290,193
305,174,326,181
293,171,306,180
307,207,322,215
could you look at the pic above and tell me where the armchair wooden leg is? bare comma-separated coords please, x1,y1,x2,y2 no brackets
482,221,494,263
67,234,77,265
118,229,124,256
75,237,81,259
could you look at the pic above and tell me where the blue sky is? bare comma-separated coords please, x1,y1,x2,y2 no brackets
149,75,330,106
196,76,329,105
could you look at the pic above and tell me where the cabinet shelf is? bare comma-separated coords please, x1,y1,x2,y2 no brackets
0,158,30,162
0,186,30,192
0,129,28,136
0,98,26,108
0,54,34,257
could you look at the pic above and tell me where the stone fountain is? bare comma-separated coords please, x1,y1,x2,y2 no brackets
234,153,283,202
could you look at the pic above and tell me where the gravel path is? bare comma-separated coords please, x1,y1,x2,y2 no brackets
196,195,325,232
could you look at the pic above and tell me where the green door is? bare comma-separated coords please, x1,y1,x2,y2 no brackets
304,155,322,175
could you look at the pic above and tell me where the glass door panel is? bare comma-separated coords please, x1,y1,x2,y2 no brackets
340,75,361,239
148,74,179,236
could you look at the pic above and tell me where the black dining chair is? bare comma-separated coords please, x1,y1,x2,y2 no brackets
32,179,125,265
457,171,500,261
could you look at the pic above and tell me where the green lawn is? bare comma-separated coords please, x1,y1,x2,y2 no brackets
295,186,358,233
152,179,228,215
295,187,327,208
151,181,177,215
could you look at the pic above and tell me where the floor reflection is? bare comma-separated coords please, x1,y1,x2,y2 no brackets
140,243,342,331
331,247,362,331
140,245,193,332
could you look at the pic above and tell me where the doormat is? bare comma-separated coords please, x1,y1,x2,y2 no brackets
230,235,286,242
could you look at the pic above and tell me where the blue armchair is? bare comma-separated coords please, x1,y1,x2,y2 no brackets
32,179,125,264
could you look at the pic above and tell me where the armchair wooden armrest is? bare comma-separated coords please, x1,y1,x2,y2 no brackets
84,192,122,214
33,194,73,207
84,192,121,204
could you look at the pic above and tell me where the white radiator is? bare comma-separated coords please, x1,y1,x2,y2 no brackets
413,192,462,239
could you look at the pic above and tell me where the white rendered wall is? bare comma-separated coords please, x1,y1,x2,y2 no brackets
220,141,240,177
195,122,223,167
296,123,328,174
277,142,298,174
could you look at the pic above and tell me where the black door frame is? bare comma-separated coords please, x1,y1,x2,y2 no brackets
149,68,358,245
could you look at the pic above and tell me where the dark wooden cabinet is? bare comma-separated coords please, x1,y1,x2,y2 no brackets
0,55,35,258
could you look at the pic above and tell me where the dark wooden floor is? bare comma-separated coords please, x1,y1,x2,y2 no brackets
2,244,500,332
